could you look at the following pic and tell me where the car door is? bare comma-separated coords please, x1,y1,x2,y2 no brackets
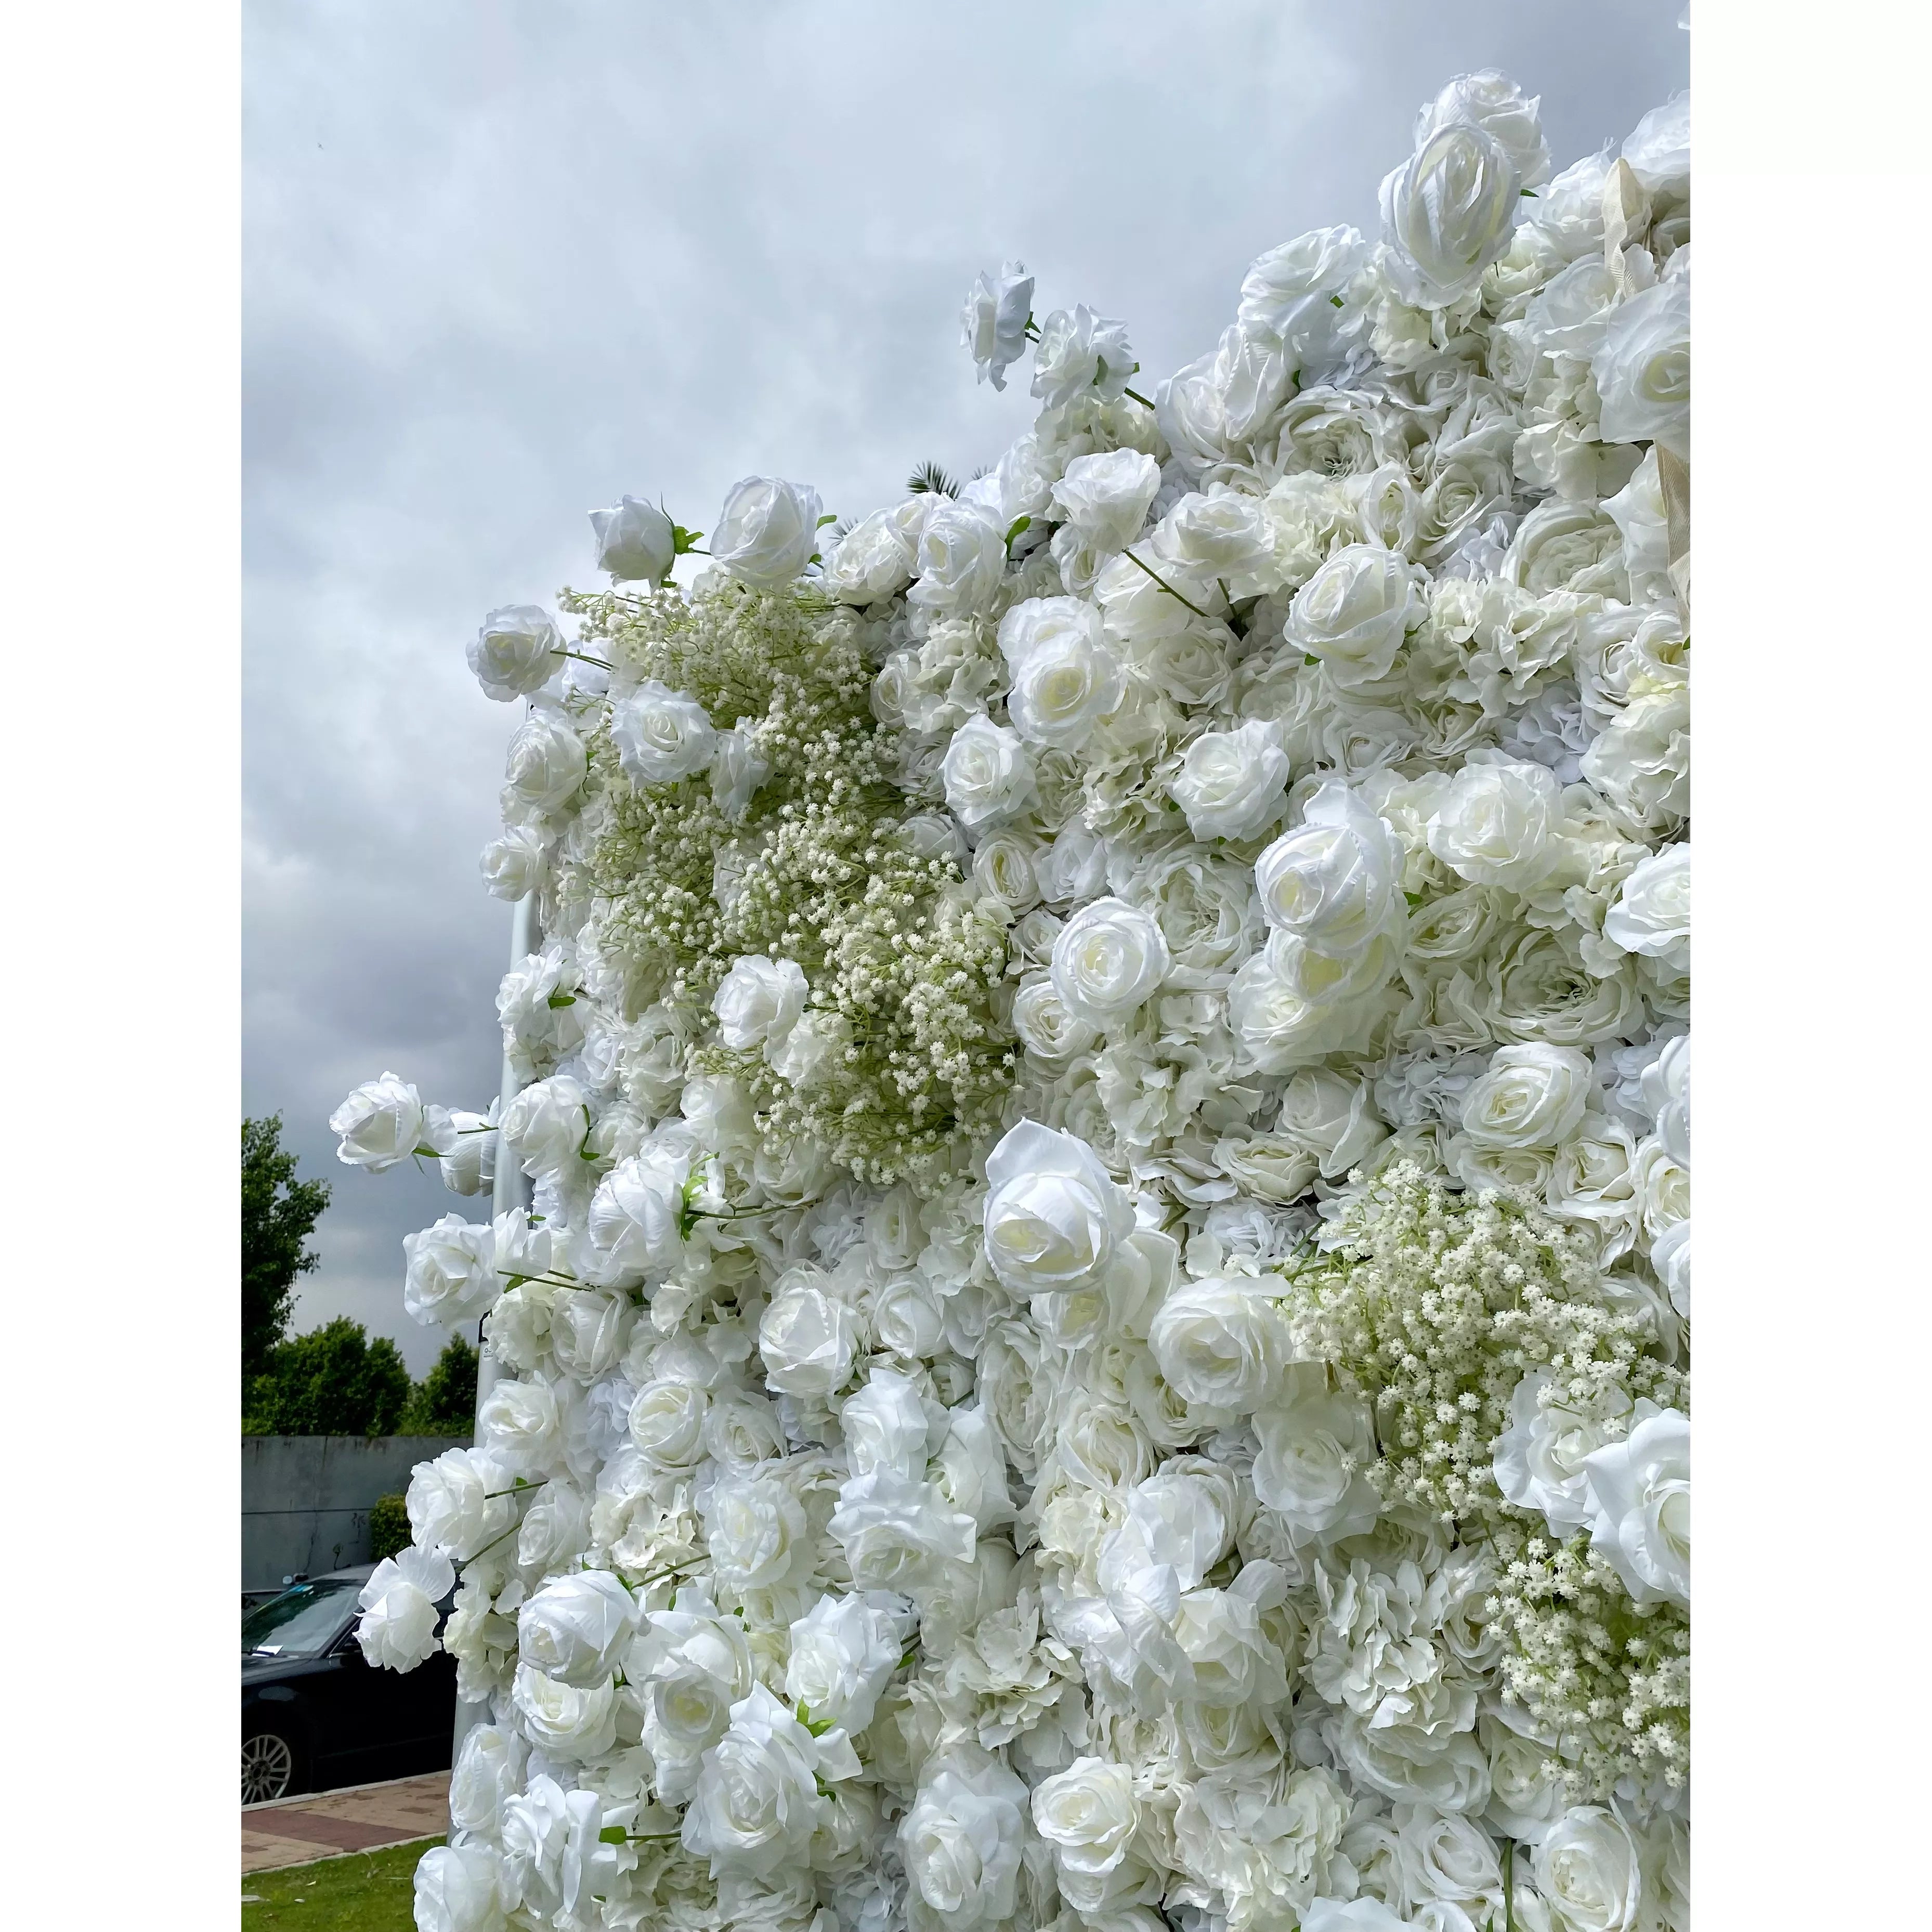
312,1627,395,1775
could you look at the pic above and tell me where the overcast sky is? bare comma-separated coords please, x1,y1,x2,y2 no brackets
243,0,1689,1374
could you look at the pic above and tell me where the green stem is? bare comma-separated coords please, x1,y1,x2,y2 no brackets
1122,549,1212,621
1122,385,1154,408
562,649,614,671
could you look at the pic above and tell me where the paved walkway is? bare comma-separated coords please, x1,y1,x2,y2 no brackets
242,1769,450,1875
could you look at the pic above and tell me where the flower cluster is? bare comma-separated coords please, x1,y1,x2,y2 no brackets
337,69,1690,1932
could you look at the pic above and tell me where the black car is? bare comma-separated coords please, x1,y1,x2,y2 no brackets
242,1565,456,1803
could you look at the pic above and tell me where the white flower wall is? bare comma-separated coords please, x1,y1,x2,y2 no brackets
336,69,1691,1932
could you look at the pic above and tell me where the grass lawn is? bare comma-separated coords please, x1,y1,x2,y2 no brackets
242,1835,442,1930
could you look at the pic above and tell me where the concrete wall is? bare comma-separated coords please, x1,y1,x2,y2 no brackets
243,1435,471,1591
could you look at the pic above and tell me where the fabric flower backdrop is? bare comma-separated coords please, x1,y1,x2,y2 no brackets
334,70,1690,1932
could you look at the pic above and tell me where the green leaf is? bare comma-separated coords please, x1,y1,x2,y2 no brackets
1329,292,1345,308
1304,653,1321,667
1520,187,1537,197
599,1825,628,1845
545,990,577,1009
1404,891,1427,910
672,525,704,553
1003,515,1032,553
816,513,838,528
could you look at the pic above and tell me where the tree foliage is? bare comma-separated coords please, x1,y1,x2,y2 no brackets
241,1115,331,1386
399,1333,480,1435
244,1317,413,1437
368,1493,412,1564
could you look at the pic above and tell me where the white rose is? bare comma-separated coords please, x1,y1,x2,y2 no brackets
1458,1043,1595,1150
1581,1403,1689,1606
960,259,1035,391
355,1546,454,1671
1632,1133,1689,1240
627,1375,710,1473
1237,224,1370,358
713,954,807,1052
412,1842,510,1932
515,1479,591,1575
825,502,923,604
1032,1756,1137,1877
1049,896,1170,1030
1012,976,1098,1061
706,1473,816,1600
940,714,1035,830
1532,1806,1643,1932
479,825,549,902
1252,1364,1382,1544
1380,120,1522,307
971,830,1043,911
828,1467,978,1593
1228,930,1388,1074
407,1447,517,1562
758,1273,859,1399
611,679,717,788
1603,843,1689,973
1491,1371,1628,1536
1031,303,1135,410
448,1721,526,1843
682,1683,837,1878
1148,1275,1292,1413
1302,1897,1409,1932
997,596,1124,749
330,1071,454,1172
589,495,676,585
839,1367,936,1481
634,1596,756,1800
1416,69,1551,188
499,1073,592,1182
1103,1462,1237,1596
902,1760,1030,1932
587,1148,687,1279
1651,1218,1690,1320
1278,1067,1388,1179
1169,721,1290,843
982,1119,1134,1296
468,604,564,701
1547,1116,1642,1261
516,1569,637,1687
908,503,1008,617
1286,544,1423,688
1426,758,1565,890
1254,781,1407,956
1581,686,1689,829
932,1406,1014,1535
1159,488,1275,580
872,1273,947,1360
1050,448,1161,553
403,1213,498,1326
503,709,588,817
477,1374,563,1478
1593,274,1690,462
510,1661,619,1761
711,476,823,588
785,1591,905,1734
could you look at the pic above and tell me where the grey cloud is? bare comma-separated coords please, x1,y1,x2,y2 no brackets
244,0,1688,1373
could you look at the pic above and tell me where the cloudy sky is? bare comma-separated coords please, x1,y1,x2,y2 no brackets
243,0,1689,1373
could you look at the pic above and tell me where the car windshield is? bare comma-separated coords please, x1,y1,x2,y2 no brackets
242,1579,360,1658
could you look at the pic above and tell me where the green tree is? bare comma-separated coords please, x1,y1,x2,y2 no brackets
399,1333,480,1436
242,1115,331,1388
244,1317,413,1436
368,1493,412,1563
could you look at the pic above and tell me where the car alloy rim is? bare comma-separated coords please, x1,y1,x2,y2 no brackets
242,1732,294,1804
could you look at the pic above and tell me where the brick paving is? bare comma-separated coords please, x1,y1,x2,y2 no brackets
242,1769,449,1875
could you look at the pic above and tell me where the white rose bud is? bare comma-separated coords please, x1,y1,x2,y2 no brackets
1379,120,1523,307
1169,721,1290,842
712,954,807,1052
1286,544,1422,689
960,259,1035,391
1458,1043,1595,1150
941,714,1036,830
355,1547,455,1672
517,1570,638,1687
467,604,564,701
1050,896,1170,1030
982,1119,1134,1297
711,475,823,589
589,495,676,584
611,680,717,787
1426,757,1565,890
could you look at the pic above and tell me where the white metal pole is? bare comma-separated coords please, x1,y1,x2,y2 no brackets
450,884,539,1766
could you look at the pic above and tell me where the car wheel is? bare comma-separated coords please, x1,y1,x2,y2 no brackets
242,1726,301,1804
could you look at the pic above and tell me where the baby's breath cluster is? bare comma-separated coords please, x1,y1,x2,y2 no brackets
563,579,1015,1189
